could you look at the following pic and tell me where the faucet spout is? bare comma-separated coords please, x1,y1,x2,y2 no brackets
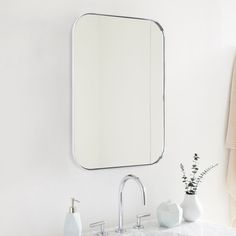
116,174,146,233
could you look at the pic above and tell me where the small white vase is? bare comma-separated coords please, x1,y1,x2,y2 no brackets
181,194,203,222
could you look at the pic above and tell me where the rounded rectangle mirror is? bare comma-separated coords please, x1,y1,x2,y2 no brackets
72,13,165,170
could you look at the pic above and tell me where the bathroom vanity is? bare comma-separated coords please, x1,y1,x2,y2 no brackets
81,174,236,236
85,220,236,236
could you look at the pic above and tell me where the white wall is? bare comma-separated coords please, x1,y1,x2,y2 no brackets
0,0,234,235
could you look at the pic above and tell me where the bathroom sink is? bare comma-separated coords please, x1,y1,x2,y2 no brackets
84,175,235,236
85,220,236,236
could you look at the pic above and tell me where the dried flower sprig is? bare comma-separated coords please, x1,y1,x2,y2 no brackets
180,153,218,195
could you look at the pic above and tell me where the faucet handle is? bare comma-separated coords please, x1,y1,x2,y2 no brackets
133,213,151,229
90,221,107,236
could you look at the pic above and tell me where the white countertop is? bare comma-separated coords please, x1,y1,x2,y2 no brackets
84,220,236,236
139,221,236,236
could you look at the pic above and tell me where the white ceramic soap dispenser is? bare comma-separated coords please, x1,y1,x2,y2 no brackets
64,198,82,236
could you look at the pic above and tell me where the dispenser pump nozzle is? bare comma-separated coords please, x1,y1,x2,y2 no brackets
69,198,80,213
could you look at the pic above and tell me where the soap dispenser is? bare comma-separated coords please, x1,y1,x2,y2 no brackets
64,198,82,236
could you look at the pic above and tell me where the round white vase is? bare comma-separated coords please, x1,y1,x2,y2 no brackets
181,194,203,222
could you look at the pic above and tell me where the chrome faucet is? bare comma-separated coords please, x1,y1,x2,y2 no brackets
116,174,146,233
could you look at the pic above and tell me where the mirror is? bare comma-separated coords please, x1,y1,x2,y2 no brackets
72,13,165,169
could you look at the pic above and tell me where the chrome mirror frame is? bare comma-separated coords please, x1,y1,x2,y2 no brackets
72,13,165,170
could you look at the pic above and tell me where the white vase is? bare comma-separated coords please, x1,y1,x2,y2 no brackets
181,194,203,222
